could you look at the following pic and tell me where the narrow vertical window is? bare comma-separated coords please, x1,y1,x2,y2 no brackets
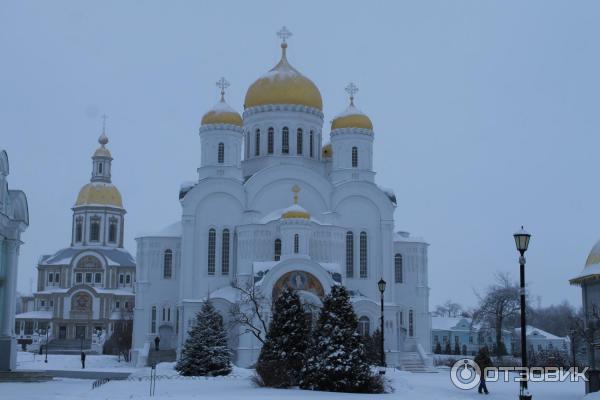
48,272,53,283
245,132,250,159
162,308,166,321
359,231,367,278
409,309,414,337
176,308,179,334
255,129,260,156
296,128,303,155
208,228,216,275
282,127,289,154
274,239,281,261
267,127,274,154
358,316,370,336
75,217,83,242
346,231,354,278
163,249,173,279
352,146,358,168
108,217,118,243
218,142,224,164
309,130,314,158
294,234,299,254
221,229,230,275
90,217,100,242
395,253,403,283
151,306,157,333
98,163,103,174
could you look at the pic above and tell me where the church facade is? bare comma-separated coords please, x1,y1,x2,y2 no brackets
15,133,135,348
132,31,431,368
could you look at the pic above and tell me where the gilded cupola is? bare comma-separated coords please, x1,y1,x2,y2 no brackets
281,185,310,220
201,77,243,127
331,82,373,131
244,27,322,111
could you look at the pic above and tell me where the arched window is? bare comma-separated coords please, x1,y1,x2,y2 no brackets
108,217,118,243
296,128,303,155
267,127,274,154
346,231,354,278
255,129,261,156
218,142,224,164
294,234,299,254
163,249,173,279
282,127,289,154
359,231,367,278
352,146,358,168
274,239,282,261
395,253,403,283
245,132,250,159
75,217,83,243
90,217,100,242
221,229,230,275
309,130,314,158
409,309,414,337
207,228,216,275
358,316,370,336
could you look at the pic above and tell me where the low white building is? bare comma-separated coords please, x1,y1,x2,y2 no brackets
431,316,513,356
514,325,570,356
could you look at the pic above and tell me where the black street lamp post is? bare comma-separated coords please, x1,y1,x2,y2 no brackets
514,226,532,400
44,325,49,363
378,278,387,374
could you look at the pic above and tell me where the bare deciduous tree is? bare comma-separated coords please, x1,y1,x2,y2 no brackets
229,280,269,344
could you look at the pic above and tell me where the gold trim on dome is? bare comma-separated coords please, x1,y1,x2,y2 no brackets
201,110,243,126
282,210,310,219
322,143,332,158
244,43,322,111
586,253,600,267
331,114,373,130
75,183,123,208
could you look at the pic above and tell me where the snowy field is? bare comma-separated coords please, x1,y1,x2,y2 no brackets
16,351,137,372
2,352,587,399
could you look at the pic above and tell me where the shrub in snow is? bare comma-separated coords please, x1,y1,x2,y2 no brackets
363,328,383,365
434,342,442,354
454,341,461,355
175,300,231,376
255,288,310,387
300,285,384,393
444,342,452,355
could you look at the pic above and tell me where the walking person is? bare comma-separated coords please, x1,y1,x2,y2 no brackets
81,351,86,369
474,346,492,395
154,336,160,351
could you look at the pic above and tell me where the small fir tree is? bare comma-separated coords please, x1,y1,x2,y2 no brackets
454,341,461,355
444,342,452,355
301,285,382,393
256,288,310,387
175,300,231,376
363,329,383,365
434,342,442,354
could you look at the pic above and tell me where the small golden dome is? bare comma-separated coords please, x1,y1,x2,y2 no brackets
244,43,322,111
75,183,123,208
93,147,112,158
322,143,332,158
331,103,373,130
201,99,242,127
282,204,310,220
586,240,600,267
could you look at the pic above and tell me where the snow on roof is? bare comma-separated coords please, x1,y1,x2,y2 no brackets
431,317,471,331
253,261,278,275
15,310,53,320
41,247,135,267
259,206,324,224
377,185,397,206
36,288,69,295
570,263,600,284
95,288,134,296
209,286,239,303
394,231,427,244
138,221,182,238
515,325,567,340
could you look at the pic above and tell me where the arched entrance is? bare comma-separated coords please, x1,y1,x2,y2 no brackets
158,325,175,349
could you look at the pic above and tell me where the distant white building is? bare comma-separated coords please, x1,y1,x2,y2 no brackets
0,150,29,371
132,31,432,368
431,316,512,356
15,133,135,350
514,325,570,356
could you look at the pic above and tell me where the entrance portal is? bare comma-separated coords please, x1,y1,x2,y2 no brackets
75,325,86,340
158,325,174,349
59,326,67,339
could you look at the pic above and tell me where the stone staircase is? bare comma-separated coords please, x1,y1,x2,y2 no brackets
0,371,53,382
147,349,176,366
397,351,429,373
47,338,94,355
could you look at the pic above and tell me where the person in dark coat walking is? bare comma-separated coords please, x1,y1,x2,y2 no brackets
474,346,493,394
154,336,160,351
81,351,86,369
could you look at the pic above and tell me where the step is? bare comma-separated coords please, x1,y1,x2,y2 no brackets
0,371,53,382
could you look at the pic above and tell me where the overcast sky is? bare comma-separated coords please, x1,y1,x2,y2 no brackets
2,0,598,309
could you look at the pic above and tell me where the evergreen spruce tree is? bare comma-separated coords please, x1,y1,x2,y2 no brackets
175,300,231,376
301,285,382,393
444,341,452,355
434,342,442,354
363,329,383,365
256,288,310,387
454,341,461,355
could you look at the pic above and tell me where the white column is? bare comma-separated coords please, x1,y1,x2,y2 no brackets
0,240,21,371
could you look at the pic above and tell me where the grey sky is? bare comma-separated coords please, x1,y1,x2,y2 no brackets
2,0,597,309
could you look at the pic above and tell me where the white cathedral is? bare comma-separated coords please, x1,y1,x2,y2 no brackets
132,29,431,368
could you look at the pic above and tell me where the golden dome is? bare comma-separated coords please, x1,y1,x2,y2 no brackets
586,240,600,267
331,103,373,130
322,143,332,158
281,204,310,220
244,43,322,111
75,183,123,208
201,98,242,127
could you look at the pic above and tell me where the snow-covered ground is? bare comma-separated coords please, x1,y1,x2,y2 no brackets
1,352,586,399
16,351,137,372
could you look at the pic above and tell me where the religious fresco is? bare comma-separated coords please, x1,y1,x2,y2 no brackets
272,270,325,300
72,292,92,312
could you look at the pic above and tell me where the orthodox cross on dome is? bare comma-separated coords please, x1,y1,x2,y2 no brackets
345,82,359,105
216,77,230,101
99,114,109,146
277,26,292,44
292,184,300,204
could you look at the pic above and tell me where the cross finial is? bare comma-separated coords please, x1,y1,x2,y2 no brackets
345,82,359,105
98,114,109,147
101,114,108,134
277,26,292,44
292,184,300,204
216,77,230,101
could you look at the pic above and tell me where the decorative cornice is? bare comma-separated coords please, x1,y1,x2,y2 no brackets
198,123,244,134
330,127,374,137
243,104,324,119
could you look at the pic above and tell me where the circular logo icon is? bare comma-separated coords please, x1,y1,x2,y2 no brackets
450,358,480,390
